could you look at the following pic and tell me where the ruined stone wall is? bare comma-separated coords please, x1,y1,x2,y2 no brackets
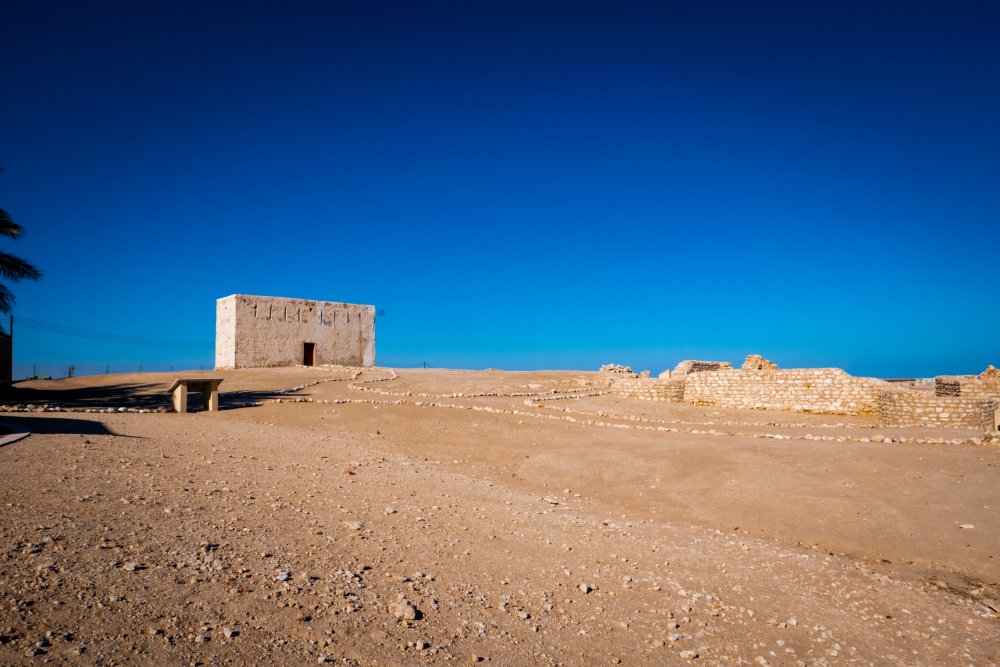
672,360,733,376
680,368,885,415
616,378,685,402
935,374,1000,400
741,354,778,371
215,294,375,369
879,389,998,430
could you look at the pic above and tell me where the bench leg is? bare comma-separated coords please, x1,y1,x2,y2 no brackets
206,388,219,412
172,385,188,413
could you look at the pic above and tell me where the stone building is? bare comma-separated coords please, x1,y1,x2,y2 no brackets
215,294,375,369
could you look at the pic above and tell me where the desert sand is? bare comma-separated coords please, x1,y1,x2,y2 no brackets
1,366,997,665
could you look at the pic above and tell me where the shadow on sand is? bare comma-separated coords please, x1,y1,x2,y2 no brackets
0,415,124,440
4,382,169,408
2,381,317,413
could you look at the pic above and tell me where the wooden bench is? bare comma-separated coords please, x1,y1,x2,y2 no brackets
167,378,224,413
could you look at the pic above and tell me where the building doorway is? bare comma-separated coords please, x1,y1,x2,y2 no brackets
303,342,315,367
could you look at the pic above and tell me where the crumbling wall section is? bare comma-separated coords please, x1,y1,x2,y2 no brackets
681,368,885,415
672,360,733,376
935,368,1000,401
879,389,998,430
741,354,779,371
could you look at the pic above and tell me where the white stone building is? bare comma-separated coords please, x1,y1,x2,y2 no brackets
215,294,375,369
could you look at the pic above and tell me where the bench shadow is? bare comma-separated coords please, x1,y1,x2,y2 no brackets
2,382,316,413
4,382,169,408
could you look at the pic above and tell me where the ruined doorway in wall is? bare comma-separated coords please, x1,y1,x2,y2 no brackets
303,342,315,367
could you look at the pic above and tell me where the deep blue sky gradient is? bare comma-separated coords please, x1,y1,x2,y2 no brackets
2,0,998,377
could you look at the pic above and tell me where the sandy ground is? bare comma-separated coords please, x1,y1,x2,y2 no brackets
0,366,997,666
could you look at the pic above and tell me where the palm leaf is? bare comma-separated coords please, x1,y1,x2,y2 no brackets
0,210,25,240
0,253,41,282
0,284,14,313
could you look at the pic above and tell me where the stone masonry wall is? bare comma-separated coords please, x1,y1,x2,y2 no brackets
935,374,1000,401
616,378,686,402
216,294,375,369
879,389,998,430
680,368,886,415
672,360,733,376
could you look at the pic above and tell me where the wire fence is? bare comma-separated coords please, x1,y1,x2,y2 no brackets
9,315,215,381
14,361,215,381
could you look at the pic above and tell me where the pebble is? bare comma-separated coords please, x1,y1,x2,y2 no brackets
393,600,419,621
345,521,365,531
276,570,291,581
223,627,237,639
680,649,698,659
580,583,592,593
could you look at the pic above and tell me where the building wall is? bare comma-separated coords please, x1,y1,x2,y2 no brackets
215,296,237,369
680,368,886,415
215,294,375,369
879,389,998,430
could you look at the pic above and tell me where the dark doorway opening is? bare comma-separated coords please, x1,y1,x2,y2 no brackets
303,342,315,366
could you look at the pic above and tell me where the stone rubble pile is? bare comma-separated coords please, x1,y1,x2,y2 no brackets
741,354,779,371
672,360,733,376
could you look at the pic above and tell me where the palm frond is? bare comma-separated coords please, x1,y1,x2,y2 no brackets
0,210,25,240
0,253,41,282
0,284,14,313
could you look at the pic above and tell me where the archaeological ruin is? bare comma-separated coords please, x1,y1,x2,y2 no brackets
612,355,1000,432
215,294,375,369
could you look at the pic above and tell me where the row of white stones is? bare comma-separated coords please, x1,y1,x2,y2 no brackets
7,369,992,445
270,382,992,447
345,379,602,400
525,394,870,430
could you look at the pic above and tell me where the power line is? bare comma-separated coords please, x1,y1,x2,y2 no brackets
14,315,214,350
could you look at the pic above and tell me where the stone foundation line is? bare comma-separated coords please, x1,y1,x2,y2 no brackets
4,368,994,446
267,376,994,447
271,393,992,446
346,379,605,400
524,395,870,430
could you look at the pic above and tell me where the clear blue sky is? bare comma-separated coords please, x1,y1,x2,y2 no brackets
2,0,998,378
